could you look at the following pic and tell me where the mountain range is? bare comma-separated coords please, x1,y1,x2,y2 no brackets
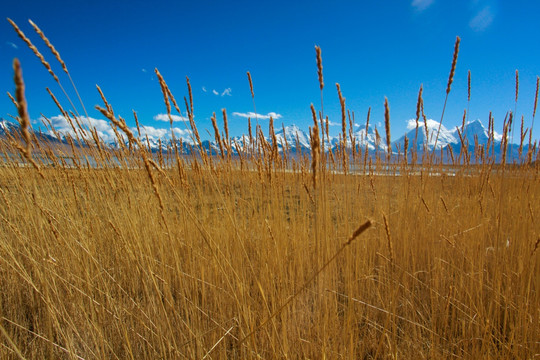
1,118,537,163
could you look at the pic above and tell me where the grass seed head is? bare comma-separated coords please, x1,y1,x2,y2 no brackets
315,45,324,91
384,97,391,154
29,19,68,74
8,18,59,83
446,36,460,95
247,71,254,98
468,70,471,102
515,69,519,103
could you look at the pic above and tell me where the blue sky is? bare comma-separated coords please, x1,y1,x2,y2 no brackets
1,0,540,142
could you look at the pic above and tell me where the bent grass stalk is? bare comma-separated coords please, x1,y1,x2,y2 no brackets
28,19,89,120
246,71,259,151
238,220,372,345
8,19,82,121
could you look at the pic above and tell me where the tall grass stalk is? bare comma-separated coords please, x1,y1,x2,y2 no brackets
432,36,460,157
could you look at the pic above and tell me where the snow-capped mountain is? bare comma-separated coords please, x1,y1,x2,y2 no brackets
392,118,531,163
1,117,64,145
350,124,385,151
394,118,458,152
274,124,310,152
459,119,490,145
226,124,310,154
0,118,20,135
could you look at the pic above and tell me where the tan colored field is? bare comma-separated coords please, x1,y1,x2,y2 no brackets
1,19,539,359
0,156,539,358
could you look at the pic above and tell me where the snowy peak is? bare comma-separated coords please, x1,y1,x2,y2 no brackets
395,118,457,151
455,119,489,144
274,124,310,150
0,119,20,135
351,124,381,151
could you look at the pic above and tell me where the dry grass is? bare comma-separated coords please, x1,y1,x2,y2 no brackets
1,20,539,359
1,163,538,359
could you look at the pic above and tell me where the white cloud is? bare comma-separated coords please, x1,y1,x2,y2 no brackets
406,118,444,131
327,121,340,127
153,113,188,122
170,127,193,141
141,68,147,73
45,115,122,143
139,126,168,139
42,114,193,145
138,126,193,143
411,0,434,11
202,86,207,92
406,119,419,131
469,6,494,31
212,89,219,95
7,42,18,49
232,112,283,120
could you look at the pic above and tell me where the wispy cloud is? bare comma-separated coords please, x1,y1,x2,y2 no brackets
210,88,232,96
141,68,147,73
232,112,282,120
202,86,207,92
327,120,340,127
6,42,18,49
411,0,434,11
153,113,188,122
469,6,494,31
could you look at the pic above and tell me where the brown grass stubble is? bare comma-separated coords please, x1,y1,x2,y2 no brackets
1,22,539,359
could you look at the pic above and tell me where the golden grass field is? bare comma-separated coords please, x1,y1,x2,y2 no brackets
1,20,539,359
